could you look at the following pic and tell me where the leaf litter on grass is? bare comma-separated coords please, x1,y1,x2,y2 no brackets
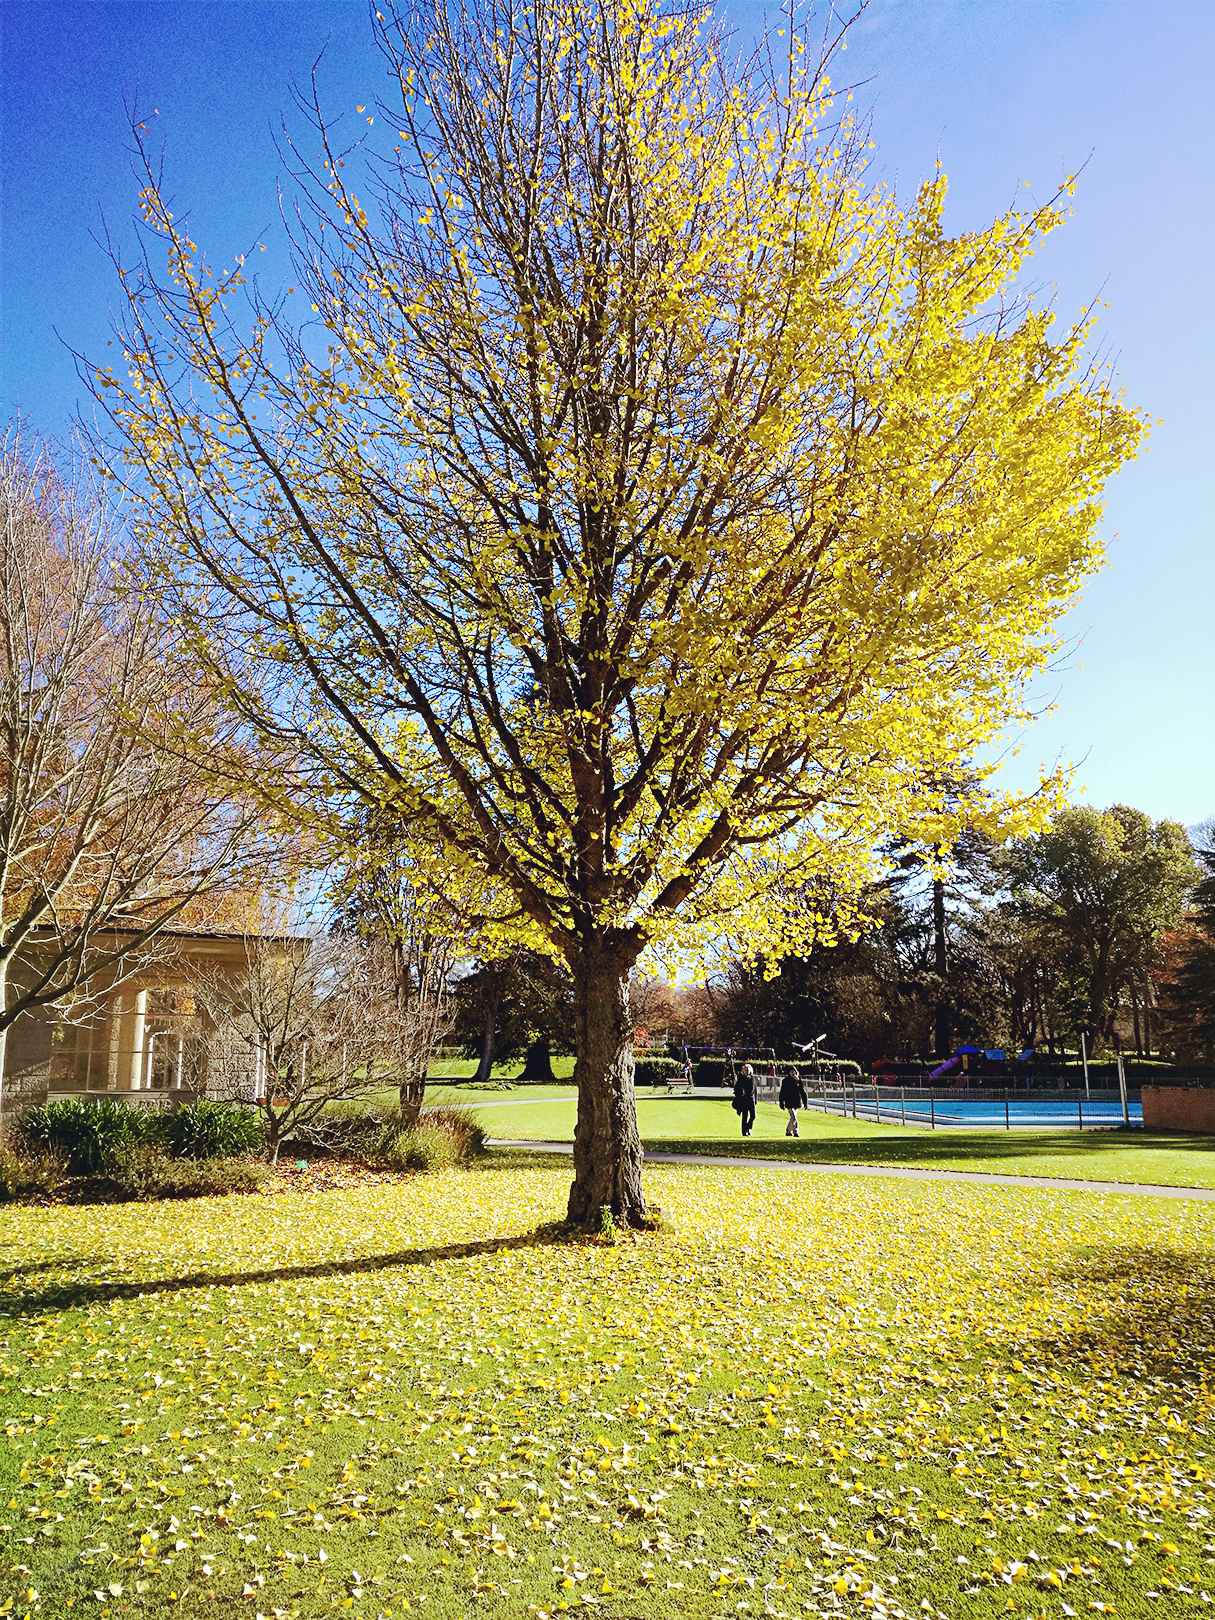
0,1164,1212,1619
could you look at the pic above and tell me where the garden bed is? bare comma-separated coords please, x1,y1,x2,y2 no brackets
2,1099,487,1205
2,1156,460,1207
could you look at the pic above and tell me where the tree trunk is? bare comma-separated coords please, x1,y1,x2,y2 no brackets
567,943,645,1228
475,1003,496,1084
266,1111,284,1165
520,1038,555,1084
932,875,951,1058
0,958,8,1126
399,1071,426,1125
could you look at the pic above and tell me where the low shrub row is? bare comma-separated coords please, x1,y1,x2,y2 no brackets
0,1137,266,1202
379,1105,487,1172
693,1058,734,1087
17,1096,262,1174
3,1094,486,1201
0,1143,71,1200
104,1146,268,1200
634,1056,680,1085
300,1101,486,1171
817,1059,864,1078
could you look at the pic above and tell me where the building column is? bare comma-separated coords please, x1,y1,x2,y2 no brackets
129,989,147,1090
107,996,122,1090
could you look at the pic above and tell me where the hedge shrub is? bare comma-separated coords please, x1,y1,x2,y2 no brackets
18,1097,147,1175
377,1105,485,1173
0,1142,71,1200
110,1144,267,1200
157,1099,263,1160
694,1058,731,1087
634,1056,680,1085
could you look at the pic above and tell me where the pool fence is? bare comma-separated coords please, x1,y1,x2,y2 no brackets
786,1080,1141,1130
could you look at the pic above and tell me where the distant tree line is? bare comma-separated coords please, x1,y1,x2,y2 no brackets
443,805,1215,1077
711,805,1210,1069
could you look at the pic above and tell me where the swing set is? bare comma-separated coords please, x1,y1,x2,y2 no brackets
678,1045,778,1088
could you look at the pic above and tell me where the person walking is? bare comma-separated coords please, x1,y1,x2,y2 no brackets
779,1064,808,1136
734,1063,758,1137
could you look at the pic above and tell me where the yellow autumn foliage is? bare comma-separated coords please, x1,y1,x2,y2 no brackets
92,0,1145,978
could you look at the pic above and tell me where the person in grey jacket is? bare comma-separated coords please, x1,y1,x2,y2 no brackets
733,1064,758,1136
779,1065,808,1136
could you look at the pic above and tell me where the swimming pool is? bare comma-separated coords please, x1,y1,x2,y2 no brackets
813,1090,1141,1129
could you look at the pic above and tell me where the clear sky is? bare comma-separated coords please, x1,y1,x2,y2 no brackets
3,1,1212,826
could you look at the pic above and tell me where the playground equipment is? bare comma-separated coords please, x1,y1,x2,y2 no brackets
678,1045,777,1093
677,1043,852,1098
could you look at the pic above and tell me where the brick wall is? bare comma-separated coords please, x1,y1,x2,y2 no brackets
1141,1085,1215,1133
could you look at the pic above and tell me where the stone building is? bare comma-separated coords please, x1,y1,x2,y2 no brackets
2,931,258,1114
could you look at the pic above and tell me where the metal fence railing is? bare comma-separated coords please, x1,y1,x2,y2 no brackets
794,1081,1141,1130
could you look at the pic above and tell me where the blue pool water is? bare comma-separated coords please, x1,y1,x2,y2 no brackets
820,1095,1141,1127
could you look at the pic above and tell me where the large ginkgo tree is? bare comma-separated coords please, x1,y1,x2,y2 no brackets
92,0,1144,1224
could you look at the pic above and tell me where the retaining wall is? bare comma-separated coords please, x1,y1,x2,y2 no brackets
1141,1085,1215,1133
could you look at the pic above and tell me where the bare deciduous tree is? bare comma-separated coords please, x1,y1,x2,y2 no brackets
328,836,458,1123
193,930,420,1163
0,433,269,1117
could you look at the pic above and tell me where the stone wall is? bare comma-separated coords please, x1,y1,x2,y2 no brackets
1141,1085,1215,1133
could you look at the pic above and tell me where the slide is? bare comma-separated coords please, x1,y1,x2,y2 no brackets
927,1056,962,1081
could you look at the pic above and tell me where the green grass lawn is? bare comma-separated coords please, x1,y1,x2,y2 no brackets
1,1161,1213,1619
652,1119,1215,1190
426,1087,1215,1191
426,1056,578,1083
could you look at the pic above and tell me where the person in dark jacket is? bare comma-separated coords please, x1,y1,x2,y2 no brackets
779,1065,808,1136
733,1064,758,1136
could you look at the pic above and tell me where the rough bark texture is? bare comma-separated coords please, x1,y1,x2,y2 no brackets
399,1073,426,1126
567,947,645,1228
0,963,8,1124
520,1039,555,1084
932,876,951,1059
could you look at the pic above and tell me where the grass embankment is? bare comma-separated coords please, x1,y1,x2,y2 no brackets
2,1162,1213,1618
426,1057,578,1084
427,1087,1215,1192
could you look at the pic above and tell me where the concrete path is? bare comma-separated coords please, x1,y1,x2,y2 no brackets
487,1139,1215,1203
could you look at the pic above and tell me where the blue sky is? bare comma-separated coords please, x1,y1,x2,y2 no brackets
3,1,1213,825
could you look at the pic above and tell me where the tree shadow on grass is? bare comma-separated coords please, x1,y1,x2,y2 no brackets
468,1145,573,1171
1006,1243,1215,1390
653,1129,1215,1176
0,1254,99,1285
0,1221,587,1319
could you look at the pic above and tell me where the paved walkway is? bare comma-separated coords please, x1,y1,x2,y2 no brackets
486,1139,1215,1203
